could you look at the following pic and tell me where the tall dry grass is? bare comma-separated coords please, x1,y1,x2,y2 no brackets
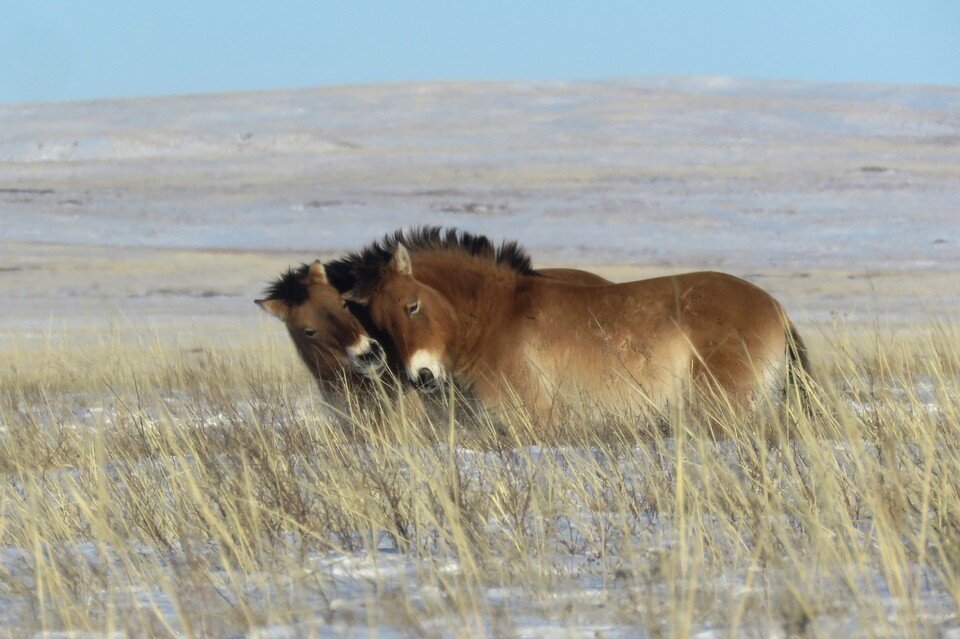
0,321,958,637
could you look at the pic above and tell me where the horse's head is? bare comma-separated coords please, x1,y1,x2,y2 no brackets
257,261,386,380
346,244,457,393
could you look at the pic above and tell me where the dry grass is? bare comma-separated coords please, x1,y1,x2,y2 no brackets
0,322,959,637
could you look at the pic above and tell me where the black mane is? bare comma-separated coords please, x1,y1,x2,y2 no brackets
325,226,537,294
262,227,537,302
262,263,312,306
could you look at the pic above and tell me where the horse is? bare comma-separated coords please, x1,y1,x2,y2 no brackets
343,228,810,423
255,261,389,396
256,254,609,401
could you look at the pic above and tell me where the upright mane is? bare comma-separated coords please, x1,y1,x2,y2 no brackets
262,263,312,306
325,226,538,295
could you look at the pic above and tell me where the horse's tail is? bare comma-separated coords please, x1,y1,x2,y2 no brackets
785,321,813,409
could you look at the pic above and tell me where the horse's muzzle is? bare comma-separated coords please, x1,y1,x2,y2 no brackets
415,368,442,394
355,339,386,377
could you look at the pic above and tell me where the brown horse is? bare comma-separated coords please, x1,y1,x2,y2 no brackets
256,261,388,392
345,229,809,422
256,254,609,395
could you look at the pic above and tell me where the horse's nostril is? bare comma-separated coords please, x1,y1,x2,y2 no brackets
413,368,442,393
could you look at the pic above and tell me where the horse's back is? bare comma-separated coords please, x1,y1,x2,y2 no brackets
643,271,786,335
535,270,785,332
537,268,610,287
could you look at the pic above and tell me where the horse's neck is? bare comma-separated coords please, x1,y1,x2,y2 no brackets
415,259,518,358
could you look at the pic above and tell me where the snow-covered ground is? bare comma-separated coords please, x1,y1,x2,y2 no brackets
1,78,959,345
2,403,957,637
0,372,955,637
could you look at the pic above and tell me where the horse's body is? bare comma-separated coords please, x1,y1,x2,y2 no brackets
347,229,809,422
478,266,798,415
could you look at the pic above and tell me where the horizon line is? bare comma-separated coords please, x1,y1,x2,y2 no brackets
4,73,960,109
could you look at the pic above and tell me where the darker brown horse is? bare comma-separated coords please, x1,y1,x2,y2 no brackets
345,228,810,422
256,261,389,393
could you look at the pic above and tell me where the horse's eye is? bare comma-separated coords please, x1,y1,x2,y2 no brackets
304,328,317,338
406,300,420,316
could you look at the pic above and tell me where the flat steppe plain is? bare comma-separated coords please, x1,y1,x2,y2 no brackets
2,77,959,347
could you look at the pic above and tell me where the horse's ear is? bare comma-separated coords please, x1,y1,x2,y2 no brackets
255,298,289,320
341,289,369,305
390,244,413,275
307,260,328,285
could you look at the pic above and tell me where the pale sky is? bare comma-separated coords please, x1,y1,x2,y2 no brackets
2,0,958,103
